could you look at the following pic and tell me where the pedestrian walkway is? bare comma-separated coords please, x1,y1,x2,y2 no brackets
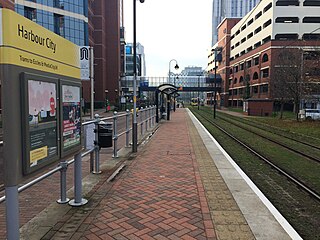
14,108,299,239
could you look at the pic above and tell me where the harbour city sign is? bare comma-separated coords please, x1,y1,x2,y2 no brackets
17,24,57,53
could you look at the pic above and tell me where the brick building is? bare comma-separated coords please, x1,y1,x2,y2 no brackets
0,0,14,9
208,0,320,113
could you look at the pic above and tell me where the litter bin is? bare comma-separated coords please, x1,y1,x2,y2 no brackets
98,121,113,148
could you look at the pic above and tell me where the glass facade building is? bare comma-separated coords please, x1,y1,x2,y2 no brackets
212,0,259,45
15,0,88,46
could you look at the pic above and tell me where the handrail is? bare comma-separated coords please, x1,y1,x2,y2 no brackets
0,106,157,204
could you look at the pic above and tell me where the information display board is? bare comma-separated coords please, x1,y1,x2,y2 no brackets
21,73,59,174
60,81,82,158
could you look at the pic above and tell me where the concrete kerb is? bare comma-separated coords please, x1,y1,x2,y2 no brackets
19,123,160,239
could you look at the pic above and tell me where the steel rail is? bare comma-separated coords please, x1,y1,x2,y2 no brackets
195,110,320,202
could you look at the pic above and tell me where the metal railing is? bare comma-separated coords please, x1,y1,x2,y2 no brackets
0,105,157,204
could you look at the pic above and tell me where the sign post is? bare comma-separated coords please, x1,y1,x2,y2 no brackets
0,9,82,239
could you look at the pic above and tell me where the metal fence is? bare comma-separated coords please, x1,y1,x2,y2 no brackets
0,105,156,204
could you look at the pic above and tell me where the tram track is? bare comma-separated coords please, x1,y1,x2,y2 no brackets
216,114,320,164
194,110,320,202
218,111,320,151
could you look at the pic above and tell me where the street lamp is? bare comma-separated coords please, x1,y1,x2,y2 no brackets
213,47,222,119
132,0,145,153
168,59,179,84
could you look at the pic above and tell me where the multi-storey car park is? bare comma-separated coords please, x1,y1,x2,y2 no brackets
208,0,320,113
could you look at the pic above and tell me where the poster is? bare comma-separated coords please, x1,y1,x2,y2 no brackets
62,85,81,150
28,80,58,167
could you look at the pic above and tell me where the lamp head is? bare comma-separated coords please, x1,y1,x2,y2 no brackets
174,64,179,70
139,0,145,2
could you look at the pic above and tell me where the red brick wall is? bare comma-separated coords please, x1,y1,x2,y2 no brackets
0,0,14,10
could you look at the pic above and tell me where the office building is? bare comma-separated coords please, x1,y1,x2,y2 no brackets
120,42,146,98
212,0,260,45
83,0,122,107
15,0,89,46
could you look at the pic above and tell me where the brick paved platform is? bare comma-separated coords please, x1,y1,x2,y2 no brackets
1,108,299,239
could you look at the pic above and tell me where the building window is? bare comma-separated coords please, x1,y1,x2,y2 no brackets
247,32,253,39
247,46,253,52
254,41,261,48
261,68,269,78
260,84,269,93
276,0,299,6
262,36,271,44
241,25,246,31
241,37,246,43
234,66,239,72
246,60,252,68
262,53,269,62
275,17,299,23
275,34,299,40
247,18,254,26
255,11,262,20
241,50,246,55
233,78,238,84
254,26,262,34
54,14,64,37
240,63,244,70
303,34,320,40
303,17,320,23
303,0,320,6
263,3,272,12
236,30,240,35
253,86,258,94
245,74,251,81
239,76,244,83
235,42,240,47
253,72,259,79
24,7,37,22
263,19,272,28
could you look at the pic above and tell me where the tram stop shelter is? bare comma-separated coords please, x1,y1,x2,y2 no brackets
155,84,178,122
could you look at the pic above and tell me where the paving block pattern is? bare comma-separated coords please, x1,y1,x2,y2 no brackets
186,116,255,240
81,110,217,239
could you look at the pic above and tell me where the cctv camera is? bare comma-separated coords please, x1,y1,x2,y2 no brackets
140,0,145,3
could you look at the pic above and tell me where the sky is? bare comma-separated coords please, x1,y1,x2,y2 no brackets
124,0,213,77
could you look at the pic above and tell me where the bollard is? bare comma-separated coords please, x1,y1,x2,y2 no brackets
149,106,152,129
93,114,101,174
145,107,148,132
140,107,144,136
69,152,88,206
113,111,118,158
126,109,130,147
57,161,69,204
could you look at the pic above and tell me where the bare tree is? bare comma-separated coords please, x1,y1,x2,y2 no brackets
271,48,304,120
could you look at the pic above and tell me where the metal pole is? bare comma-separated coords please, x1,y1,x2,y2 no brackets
140,107,144,136
132,0,138,153
167,96,171,121
5,186,19,240
90,47,94,119
156,90,159,123
57,161,69,204
69,152,88,206
93,115,101,174
125,109,130,147
173,76,176,112
214,48,217,119
198,75,200,111
113,111,118,158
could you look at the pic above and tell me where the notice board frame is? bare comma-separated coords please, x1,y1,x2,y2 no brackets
20,72,60,175
60,79,82,159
